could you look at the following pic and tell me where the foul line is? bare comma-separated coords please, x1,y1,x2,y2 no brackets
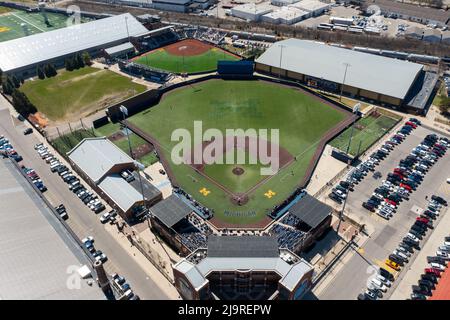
10,12,45,32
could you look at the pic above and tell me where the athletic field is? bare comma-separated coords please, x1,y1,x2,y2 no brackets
329,111,400,157
133,38,239,74
20,67,146,121
128,79,352,227
0,8,93,42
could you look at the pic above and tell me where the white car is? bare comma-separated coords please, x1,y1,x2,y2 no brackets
100,212,111,224
429,262,445,271
396,246,411,257
370,278,387,292
376,274,392,287
406,233,420,243
394,250,409,262
81,236,94,244
333,189,346,199
436,251,450,260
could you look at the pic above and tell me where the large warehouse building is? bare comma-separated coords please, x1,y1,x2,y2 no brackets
173,236,314,300
255,39,438,114
0,13,149,77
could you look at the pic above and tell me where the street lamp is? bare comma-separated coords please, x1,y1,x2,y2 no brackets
119,105,133,159
339,62,351,102
278,44,285,80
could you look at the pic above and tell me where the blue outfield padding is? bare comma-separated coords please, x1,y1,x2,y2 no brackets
217,60,254,76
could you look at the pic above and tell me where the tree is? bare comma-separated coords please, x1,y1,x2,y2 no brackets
82,51,91,66
37,66,45,79
43,64,56,77
65,58,74,71
2,81,13,95
10,75,20,88
11,89,37,116
438,96,450,115
75,53,84,69
48,64,57,77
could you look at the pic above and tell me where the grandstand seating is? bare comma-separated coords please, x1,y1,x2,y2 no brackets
269,224,305,251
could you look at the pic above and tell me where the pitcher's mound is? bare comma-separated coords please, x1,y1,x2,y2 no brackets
232,167,245,176
231,193,249,206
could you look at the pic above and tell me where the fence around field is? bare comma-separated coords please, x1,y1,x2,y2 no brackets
329,109,402,158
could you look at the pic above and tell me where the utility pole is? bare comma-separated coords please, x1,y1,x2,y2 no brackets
340,62,351,102
120,105,133,159
336,191,348,238
278,44,285,80
345,121,355,155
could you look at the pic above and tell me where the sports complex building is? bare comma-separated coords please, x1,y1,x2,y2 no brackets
173,236,314,300
0,13,149,77
255,39,438,114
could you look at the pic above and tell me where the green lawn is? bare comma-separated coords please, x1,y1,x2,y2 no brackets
133,48,239,74
0,9,93,42
128,79,349,225
330,113,400,157
20,67,146,121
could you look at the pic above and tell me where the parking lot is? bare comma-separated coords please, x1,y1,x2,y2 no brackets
318,124,450,300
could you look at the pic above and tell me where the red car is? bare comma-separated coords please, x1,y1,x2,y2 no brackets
416,217,429,224
400,183,412,191
385,198,397,206
405,121,417,129
425,268,442,277
394,168,406,175
393,172,405,180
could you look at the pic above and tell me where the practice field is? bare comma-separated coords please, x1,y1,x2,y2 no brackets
20,67,146,121
0,8,93,42
133,38,240,74
128,79,352,226
329,111,400,157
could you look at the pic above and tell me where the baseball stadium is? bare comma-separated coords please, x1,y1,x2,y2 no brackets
132,38,240,74
126,78,355,228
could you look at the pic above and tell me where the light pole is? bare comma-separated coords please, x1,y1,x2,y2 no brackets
336,190,348,238
120,105,133,159
340,62,351,102
278,44,285,80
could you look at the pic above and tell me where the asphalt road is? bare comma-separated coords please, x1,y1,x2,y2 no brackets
0,104,170,299
318,125,450,300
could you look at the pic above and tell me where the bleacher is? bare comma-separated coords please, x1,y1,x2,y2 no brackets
269,223,305,252
118,60,172,83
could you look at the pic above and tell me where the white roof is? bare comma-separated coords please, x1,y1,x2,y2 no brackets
290,0,331,12
231,3,273,15
0,13,148,72
68,137,134,183
98,174,143,212
256,39,423,99
263,8,309,21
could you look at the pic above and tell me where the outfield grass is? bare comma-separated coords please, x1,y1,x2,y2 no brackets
134,48,239,74
0,9,93,42
20,67,146,121
129,79,348,225
329,113,399,157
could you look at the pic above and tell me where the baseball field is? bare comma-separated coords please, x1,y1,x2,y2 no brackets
0,8,93,42
133,38,240,74
128,79,353,227
20,67,146,121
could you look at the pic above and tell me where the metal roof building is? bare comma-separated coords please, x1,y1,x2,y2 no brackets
68,137,134,184
0,159,104,300
288,194,332,229
68,137,162,219
172,236,314,300
149,195,192,228
0,13,149,76
255,39,425,108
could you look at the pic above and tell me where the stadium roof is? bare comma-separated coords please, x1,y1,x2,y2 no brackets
0,13,148,73
68,137,134,184
288,194,331,229
104,42,135,56
255,39,423,99
207,236,279,258
98,174,144,213
149,195,192,228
